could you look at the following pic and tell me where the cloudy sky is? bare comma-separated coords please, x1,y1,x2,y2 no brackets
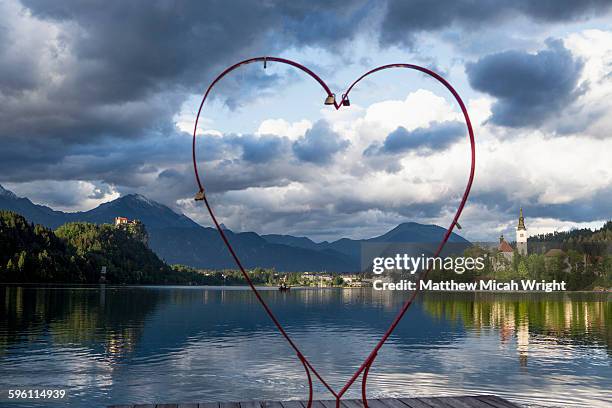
1,0,611,241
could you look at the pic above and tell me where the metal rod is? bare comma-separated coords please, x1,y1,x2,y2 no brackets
298,353,313,408
361,351,377,408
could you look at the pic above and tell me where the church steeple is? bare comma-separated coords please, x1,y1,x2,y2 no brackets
516,208,527,256
517,207,526,230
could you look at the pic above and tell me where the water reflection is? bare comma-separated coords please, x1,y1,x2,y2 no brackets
421,292,611,365
0,286,609,408
1,286,167,362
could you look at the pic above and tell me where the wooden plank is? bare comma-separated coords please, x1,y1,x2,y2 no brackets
342,400,364,408
262,402,285,408
440,397,482,408
240,402,263,408
318,400,337,408
320,400,357,408
398,398,435,408
199,403,220,408
280,401,303,408
365,400,389,408
309,401,327,408
109,397,521,408
379,398,423,408
446,397,496,408
378,399,406,408
474,396,519,408
416,398,455,408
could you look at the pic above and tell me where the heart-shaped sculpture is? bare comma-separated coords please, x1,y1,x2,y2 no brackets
192,57,476,408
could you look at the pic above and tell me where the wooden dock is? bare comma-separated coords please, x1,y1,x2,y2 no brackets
109,396,522,408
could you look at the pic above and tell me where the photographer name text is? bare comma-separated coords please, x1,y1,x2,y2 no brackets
374,279,567,292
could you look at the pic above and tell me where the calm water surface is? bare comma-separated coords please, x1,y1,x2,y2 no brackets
0,286,610,408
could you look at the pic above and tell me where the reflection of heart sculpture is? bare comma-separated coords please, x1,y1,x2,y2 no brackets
192,57,476,408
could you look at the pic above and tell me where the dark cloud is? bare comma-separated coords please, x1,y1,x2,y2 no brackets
19,0,367,99
466,39,584,127
0,0,374,206
230,134,290,164
380,0,612,46
0,126,314,206
0,129,191,186
0,126,291,197
292,120,349,164
214,70,294,112
364,121,465,156
1,0,369,141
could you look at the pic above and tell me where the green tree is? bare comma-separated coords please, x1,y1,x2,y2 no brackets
526,254,545,280
17,251,27,272
6,259,15,274
512,249,520,272
517,259,528,278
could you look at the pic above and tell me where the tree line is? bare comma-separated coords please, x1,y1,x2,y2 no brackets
0,211,208,284
425,221,612,290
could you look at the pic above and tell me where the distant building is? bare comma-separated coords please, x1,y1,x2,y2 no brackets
544,248,565,258
301,272,317,281
300,272,332,286
342,274,366,287
115,216,139,227
516,208,528,256
114,216,148,245
498,234,514,262
497,209,528,264
318,274,333,285
544,248,571,273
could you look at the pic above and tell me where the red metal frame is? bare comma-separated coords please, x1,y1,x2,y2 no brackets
192,57,476,407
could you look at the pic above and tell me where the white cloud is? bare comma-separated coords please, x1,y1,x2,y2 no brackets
475,131,612,205
5,180,120,212
467,97,493,129
555,30,612,138
256,119,312,140
358,90,461,139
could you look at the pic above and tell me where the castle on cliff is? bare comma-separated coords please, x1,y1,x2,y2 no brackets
114,216,148,245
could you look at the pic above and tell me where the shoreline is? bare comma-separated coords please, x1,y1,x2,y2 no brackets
1,282,608,293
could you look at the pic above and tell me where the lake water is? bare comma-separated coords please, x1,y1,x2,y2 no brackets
0,286,610,408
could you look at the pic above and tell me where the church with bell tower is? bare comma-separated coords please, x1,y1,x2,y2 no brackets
516,208,527,256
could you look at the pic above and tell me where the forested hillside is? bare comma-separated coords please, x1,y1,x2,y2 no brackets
0,211,206,284
529,221,612,244
0,211,84,282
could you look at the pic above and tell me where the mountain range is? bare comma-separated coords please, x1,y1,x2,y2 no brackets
0,184,469,272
